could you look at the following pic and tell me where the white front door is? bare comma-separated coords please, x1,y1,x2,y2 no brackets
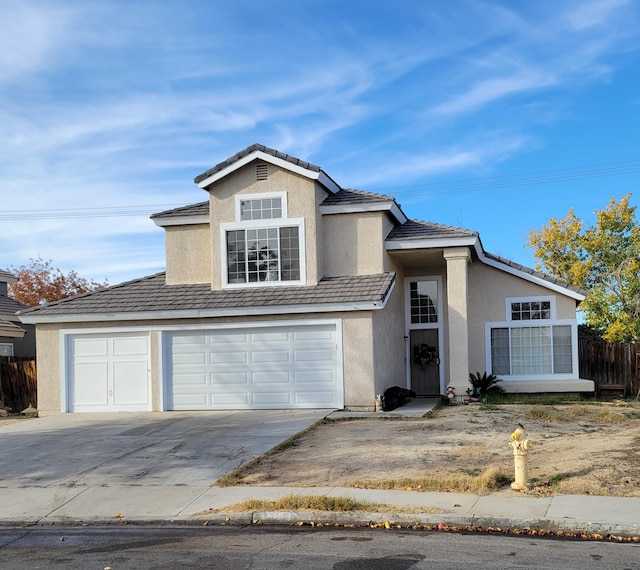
166,323,341,410
69,333,150,412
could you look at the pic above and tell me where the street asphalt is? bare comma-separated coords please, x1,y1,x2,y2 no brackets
0,403,638,538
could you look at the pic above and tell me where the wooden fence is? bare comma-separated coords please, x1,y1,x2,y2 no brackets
578,340,639,397
0,356,37,413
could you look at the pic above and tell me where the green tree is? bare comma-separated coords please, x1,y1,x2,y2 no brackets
8,257,108,307
527,193,640,342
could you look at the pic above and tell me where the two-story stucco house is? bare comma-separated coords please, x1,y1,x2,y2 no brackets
19,144,594,414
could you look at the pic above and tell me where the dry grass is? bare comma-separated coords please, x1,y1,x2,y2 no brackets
350,465,511,494
526,404,639,424
204,494,446,514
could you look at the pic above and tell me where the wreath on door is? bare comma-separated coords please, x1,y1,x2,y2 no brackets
414,343,440,370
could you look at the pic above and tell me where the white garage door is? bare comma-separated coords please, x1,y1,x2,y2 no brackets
166,324,341,410
68,333,151,412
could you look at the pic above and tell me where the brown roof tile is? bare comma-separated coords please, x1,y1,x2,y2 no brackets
19,272,396,318
151,201,209,220
194,143,322,185
321,188,396,206
386,219,478,240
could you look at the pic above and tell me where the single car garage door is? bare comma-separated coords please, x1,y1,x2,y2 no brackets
166,323,341,410
68,332,151,412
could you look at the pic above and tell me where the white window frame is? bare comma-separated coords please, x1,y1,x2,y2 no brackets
0,343,13,357
505,296,556,322
485,319,579,380
220,217,306,289
404,276,443,330
235,192,288,221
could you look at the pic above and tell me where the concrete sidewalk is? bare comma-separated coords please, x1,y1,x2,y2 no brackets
1,483,639,538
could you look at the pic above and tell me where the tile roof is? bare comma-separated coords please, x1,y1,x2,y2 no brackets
321,188,396,206
386,219,478,241
18,272,396,318
0,318,25,334
194,143,322,185
484,252,588,296
0,295,26,316
151,201,209,220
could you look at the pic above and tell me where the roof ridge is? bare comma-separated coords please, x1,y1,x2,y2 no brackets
194,143,322,185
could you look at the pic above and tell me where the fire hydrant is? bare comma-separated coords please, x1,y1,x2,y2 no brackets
508,425,533,491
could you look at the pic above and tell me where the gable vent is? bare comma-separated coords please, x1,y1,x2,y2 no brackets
255,163,269,181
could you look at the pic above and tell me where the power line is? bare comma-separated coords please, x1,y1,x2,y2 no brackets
2,157,639,220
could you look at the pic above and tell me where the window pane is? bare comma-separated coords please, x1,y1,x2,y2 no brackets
226,230,246,283
410,280,438,324
511,299,551,321
511,327,552,374
227,224,299,283
490,328,510,375
240,197,283,220
553,325,573,373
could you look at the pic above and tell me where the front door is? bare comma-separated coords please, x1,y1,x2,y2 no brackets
410,329,440,396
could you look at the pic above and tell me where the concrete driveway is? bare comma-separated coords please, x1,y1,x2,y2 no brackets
0,409,330,488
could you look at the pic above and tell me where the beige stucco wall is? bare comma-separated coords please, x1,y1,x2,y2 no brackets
165,224,211,285
322,211,392,276
206,162,325,289
371,265,407,396
34,309,385,414
467,261,579,374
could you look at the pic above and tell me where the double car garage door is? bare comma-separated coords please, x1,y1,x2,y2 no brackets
68,323,341,411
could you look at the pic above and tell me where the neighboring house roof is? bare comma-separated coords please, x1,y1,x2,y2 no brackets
18,272,396,323
0,269,18,284
0,294,26,318
194,143,341,193
0,318,25,337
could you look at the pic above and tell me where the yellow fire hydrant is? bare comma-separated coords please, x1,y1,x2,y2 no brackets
508,425,533,491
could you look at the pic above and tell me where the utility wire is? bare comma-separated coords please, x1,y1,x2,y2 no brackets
2,158,639,220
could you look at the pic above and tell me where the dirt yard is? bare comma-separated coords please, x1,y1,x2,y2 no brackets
225,402,640,497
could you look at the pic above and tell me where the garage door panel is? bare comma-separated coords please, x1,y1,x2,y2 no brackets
294,349,335,362
69,333,150,412
73,362,109,406
211,372,249,384
113,336,147,356
167,324,341,410
74,337,109,358
294,370,335,384
252,350,290,363
173,372,208,386
211,351,247,364
173,352,208,365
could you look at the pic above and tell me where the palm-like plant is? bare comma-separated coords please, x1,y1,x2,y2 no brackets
469,371,504,397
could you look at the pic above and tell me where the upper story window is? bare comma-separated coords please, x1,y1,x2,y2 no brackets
509,299,552,321
239,197,282,221
222,192,305,287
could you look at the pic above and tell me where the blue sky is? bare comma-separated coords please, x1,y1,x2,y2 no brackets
2,0,640,285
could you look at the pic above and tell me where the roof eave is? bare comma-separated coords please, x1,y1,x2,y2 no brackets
152,215,210,227
196,149,341,193
386,236,479,250
18,298,392,325
321,201,407,224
